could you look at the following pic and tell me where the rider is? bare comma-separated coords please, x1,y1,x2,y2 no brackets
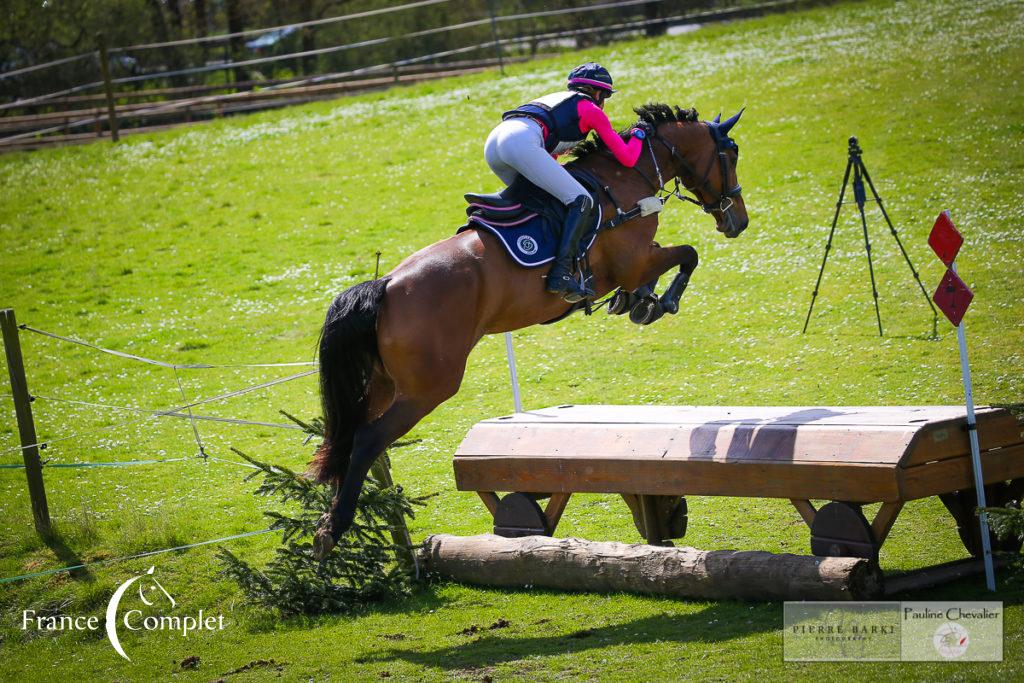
485,63,651,302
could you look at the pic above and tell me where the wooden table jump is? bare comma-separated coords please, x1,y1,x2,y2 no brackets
454,405,1024,561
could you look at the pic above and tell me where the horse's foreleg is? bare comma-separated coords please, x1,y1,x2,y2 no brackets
659,246,699,315
607,276,661,315
627,244,698,292
611,244,698,323
611,242,696,292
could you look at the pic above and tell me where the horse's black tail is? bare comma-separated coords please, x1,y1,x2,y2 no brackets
309,277,390,485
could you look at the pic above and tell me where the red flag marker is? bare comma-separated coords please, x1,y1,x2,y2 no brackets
928,210,964,266
932,268,974,327
929,210,994,591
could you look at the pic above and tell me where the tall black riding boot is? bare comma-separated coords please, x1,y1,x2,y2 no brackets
545,195,595,303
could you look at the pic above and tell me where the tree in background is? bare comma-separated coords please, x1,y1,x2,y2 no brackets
1,0,152,99
145,0,187,86
194,0,209,66
225,0,247,83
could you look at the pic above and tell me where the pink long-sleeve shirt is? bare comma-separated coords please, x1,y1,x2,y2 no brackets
556,99,643,166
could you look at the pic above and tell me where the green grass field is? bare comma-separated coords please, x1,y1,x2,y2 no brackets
1,0,1023,679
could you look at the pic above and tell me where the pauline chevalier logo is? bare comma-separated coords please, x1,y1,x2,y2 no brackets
933,622,970,659
22,565,225,661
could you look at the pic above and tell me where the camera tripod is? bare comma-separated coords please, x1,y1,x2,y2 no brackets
802,137,937,337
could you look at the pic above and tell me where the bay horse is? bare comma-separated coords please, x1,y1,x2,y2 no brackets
311,104,748,558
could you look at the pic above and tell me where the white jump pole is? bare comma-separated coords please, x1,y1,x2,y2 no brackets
952,261,995,591
503,332,523,413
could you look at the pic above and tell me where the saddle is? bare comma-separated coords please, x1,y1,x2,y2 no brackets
458,169,604,268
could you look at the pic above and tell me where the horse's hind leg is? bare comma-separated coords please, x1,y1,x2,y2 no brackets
314,332,472,558
313,395,432,559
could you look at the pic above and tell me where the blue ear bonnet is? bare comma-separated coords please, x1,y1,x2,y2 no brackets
708,108,743,155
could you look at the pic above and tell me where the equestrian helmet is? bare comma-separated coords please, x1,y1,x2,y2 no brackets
567,63,616,95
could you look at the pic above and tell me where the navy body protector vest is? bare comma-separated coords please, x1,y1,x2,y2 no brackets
503,91,587,154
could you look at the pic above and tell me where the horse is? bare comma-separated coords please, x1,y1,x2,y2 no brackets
310,103,748,558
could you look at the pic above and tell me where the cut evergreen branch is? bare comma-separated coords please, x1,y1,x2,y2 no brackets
217,448,425,615
985,506,1024,547
279,410,423,570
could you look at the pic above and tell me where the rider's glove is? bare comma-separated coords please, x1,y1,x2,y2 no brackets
631,120,653,139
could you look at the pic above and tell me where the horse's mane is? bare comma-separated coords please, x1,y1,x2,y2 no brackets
571,103,699,161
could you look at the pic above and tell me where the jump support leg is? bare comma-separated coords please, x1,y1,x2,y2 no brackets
791,499,902,561
622,494,687,545
486,491,572,537
483,487,1021,558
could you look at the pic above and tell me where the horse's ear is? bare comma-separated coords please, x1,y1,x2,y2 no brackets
712,112,721,123
719,108,745,135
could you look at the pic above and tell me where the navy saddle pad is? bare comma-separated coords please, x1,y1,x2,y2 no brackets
458,171,603,267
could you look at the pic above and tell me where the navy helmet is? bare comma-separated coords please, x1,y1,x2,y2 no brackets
567,63,615,96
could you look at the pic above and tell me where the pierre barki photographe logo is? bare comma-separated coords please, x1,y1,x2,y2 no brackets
22,565,224,661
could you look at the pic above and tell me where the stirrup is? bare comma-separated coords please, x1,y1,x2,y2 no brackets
546,273,588,302
547,274,593,303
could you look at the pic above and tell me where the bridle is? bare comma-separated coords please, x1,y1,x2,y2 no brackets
618,122,741,237
645,122,742,217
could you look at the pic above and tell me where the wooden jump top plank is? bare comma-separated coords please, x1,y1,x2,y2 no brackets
453,405,1024,502
457,422,918,464
465,405,1022,465
479,404,1004,427
900,442,1024,499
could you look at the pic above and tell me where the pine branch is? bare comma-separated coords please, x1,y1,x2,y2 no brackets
218,445,424,615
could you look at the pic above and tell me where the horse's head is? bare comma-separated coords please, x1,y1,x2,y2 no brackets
646,106,748,238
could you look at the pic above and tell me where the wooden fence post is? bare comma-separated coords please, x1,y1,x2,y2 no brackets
96,33,120,143
485,0,506,76
1,309,51,535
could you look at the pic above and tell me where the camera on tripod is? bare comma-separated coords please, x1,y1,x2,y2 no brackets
802,137,938,338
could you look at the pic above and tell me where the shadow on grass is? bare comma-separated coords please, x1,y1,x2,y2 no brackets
359,578,1024,671
240,582,452,634
885,563,1024,606
360,599,773,671
43,530,93,582
800,329,939,342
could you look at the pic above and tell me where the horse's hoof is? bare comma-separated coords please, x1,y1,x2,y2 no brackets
630,297,664,325
660,297,679,315
312,527,335,561
607,289,632,315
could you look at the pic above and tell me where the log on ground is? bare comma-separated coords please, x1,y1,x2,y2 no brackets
420,534,882,601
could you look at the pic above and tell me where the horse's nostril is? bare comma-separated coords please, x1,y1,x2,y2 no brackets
723,215,748,238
